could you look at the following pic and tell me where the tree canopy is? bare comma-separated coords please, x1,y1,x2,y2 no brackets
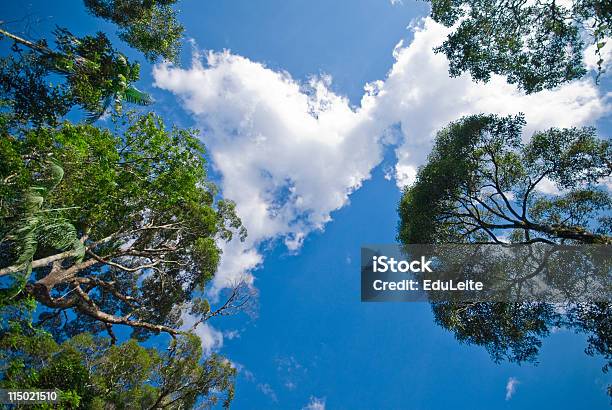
1,1,185,124
398,114,612,398
83,0,184,63
0,2,247,408
0,27,151,125
0,299,236,408
398,113,611,245
1,112,246,341
426,0,611,93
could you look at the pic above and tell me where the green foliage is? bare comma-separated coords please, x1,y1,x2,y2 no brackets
0,304,236,409
0,112,245,340
84,0,184,63
0,28,150,125
430,299,612,397
0,3,241,407
433,302,556,363
0,160,85,307
151,334,236,409
427,0,611,92
398,114,612,399
570,303,612,377
398,113,611,245
0,298,92,409
0,54,73,125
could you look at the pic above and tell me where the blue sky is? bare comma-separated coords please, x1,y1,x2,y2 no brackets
1,1,611,408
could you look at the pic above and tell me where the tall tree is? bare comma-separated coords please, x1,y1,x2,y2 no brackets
426,0,611,93
398,114,612,398
0,2,243,407
0,112,247,341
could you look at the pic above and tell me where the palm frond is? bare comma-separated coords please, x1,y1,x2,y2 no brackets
123,86,153,106
5,163,84,288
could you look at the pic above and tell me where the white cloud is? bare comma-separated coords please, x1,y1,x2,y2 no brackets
370,18,609,189
534,177,563,195
232,361,277,401
602,176,612,192
213,240,260,297
242,368,255,382
390,0,403,5
153,17,609,296
154,50,390,297
505,377,520,400
302,396,326,410
223,329,241,340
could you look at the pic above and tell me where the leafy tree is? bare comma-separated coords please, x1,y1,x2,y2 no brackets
0,156,84,306
398,114,612,398
84,0,184,63
1,0,187,124
426,0,611,93
0,27,151,124
0,300,236,409
0,3,241,407
0,112,247,341
398,114,611,245
0,299,90,408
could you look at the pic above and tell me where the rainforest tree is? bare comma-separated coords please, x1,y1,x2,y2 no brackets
0,1,185,124
0,112,246,341
398,114,611,245
398,114,612,396
426,0,611,93
0,0,185,124
0,1,246,407
0,27,151,124
0,299,236,408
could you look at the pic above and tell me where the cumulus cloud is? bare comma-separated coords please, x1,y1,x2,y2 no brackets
505,377,520,400
302,396,326,410
153,17,609,297
154,49,389,297
372,19,609,188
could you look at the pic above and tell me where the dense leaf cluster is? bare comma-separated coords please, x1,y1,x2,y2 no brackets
84,0,184,63
0,28,149,125
398,114,611,244
0,1,245,408
0,300,236,409
1,112,245,341
427,0,611,92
